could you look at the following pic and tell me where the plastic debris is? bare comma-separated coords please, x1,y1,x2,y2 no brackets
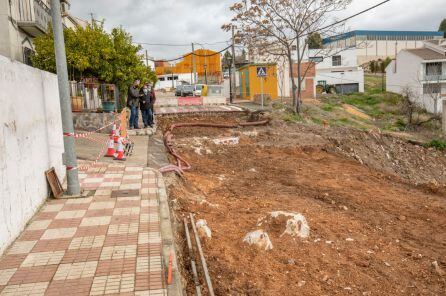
243,230,273,250
196,219,212,239
213,137,239,145
270,211,310,239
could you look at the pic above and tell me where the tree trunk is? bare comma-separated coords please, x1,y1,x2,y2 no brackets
295,37,302,114
287,50,298,112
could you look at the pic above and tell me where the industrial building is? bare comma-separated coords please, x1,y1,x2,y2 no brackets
155,48,222,85
323,30,444,65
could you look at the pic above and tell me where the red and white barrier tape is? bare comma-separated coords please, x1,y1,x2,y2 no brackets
66,138,109,172
63,119,118,139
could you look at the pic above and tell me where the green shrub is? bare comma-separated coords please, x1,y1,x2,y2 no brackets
282,113,303,123
425,139,446,150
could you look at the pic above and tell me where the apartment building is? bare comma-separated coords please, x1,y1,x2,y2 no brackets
387,39,446,113
323,30,444,65
0,0,85,65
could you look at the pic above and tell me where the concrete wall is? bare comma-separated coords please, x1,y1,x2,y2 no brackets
0,55,65,255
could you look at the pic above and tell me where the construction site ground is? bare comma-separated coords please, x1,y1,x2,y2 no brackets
159,112,446,296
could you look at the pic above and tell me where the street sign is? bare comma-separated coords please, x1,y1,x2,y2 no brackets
256,67,267,77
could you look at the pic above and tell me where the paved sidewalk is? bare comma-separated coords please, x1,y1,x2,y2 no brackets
0,163,167,296
156,105,243,115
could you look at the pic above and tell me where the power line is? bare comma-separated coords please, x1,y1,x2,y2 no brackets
149,44,232,63
306,0,391,37
134,40,230,47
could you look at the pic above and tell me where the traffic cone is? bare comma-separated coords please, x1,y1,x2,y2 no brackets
114,126,120,143
114,137,126,161
104,136,116,157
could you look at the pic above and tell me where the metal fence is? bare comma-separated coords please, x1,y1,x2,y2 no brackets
70,82,119,112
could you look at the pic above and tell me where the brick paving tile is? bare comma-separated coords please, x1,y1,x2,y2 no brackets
0,269,16,285
84,209,114,218
95,258,136,276
33,212,58,221
32,238,72,252
115,200,141,208
103,234,138,247
48,218,82,229
0,165,168,296
7,241,37,255
90,274,135,295
0,281,49,296
8,265,58,285
61,248,102,264
44,278,94,296
110,215,140,225
18,230,45,241
0,255,27,270
137,244,161,257
74,226,109,237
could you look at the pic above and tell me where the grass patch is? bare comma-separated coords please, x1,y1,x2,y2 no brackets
282,112,303,123
425,139,446,150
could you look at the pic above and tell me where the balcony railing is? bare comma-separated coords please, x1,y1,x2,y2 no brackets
16,0,51,37
423,74,446,82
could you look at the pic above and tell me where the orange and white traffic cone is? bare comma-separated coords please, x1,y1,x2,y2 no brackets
114,126,120,143
104,136,116,157
114,137,126,161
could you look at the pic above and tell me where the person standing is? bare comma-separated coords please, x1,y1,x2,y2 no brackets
127,79,141,129
149,85,156,126
139,83,152,128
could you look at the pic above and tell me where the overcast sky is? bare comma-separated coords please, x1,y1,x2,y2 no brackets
70,0,445,60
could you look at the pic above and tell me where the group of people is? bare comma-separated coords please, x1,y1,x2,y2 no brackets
127,79,156,129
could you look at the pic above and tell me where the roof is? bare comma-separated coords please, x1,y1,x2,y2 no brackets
406,48,446,61
323,30,444,44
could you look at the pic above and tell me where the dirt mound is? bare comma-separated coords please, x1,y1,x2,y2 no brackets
162,115,446,295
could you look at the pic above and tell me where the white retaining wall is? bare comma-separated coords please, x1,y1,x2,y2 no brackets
0,55,65,255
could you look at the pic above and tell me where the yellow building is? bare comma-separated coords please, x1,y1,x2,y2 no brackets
238,63,278,100
155,49,222,82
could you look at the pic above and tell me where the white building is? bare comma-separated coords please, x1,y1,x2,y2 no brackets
0,0,85,65
155,73,194,90
307,48,364,93
324,30,444,65
387,39,446,114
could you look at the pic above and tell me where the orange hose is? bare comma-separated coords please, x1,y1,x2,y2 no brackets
167,250,173,285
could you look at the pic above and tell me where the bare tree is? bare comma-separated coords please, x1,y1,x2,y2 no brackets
223,0,351,113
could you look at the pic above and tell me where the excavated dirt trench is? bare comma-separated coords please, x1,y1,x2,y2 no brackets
160,113,446,296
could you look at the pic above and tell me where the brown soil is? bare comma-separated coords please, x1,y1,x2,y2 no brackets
162,114,446,296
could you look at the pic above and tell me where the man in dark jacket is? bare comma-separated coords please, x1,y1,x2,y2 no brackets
127,79,141,129
139,83,153,128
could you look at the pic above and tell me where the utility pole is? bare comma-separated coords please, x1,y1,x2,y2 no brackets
50,0,80,196
191,42,196,84
230,26,237,103
145,50,149,68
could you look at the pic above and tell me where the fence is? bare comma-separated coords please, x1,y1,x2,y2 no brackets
69,82,119,112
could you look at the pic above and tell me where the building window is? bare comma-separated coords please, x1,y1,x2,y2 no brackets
23,47,34,66
332,55,342,67
426,62,442,76
423,83,441,94
159,77,165,81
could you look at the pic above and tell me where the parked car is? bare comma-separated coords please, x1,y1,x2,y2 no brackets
175,85,183,96
193,84,206,97
181,85,194,97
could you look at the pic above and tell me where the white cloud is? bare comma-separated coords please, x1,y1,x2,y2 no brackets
70,0,444,60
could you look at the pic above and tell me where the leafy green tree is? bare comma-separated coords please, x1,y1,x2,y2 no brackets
32,22,156,93
307,33,323,49
439,18,446,37
369,60,376,74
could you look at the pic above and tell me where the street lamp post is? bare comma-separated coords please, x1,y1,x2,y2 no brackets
50,0,80,196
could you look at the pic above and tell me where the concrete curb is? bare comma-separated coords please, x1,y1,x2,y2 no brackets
156,170,184,296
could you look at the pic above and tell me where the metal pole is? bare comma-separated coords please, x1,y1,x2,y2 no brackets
145,49,149,68
260,76,264,108
192,42,196,84
230,26,237,103
50,0,80,196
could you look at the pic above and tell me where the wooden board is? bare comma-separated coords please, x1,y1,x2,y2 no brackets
45,167,64,198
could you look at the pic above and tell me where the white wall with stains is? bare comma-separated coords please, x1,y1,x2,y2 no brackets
0,55,65,255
